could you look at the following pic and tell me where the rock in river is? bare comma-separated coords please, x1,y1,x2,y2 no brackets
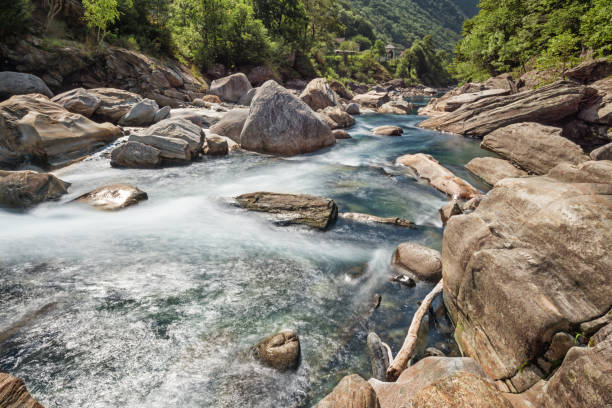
203,135,228,156
252,329,300,370
465,157,527,185
74,184,148,211
300,78,339,111
0,372,44,408
315,374,380,408
110,142,161,168
209,73,252,103
339,212,415,228
51,88,101,117
235,192,338,230
372,126,403,136
209,108,249,143
351,91,390,108
392,242,442,282
0,170,70,209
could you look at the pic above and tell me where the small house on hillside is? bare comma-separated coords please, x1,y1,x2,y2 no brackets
385,43,401,60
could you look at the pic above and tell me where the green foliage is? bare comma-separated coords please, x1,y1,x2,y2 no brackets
396,35,454,86
581,0,612,55
351,34,372,51
82,0,121,43
0,0,33,38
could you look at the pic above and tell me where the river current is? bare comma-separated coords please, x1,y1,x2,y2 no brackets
0,105,494,407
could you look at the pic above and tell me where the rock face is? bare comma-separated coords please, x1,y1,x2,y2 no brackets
329,80,353,100
74,184,148,211
0,373,44,408
396,154,479,199
300,78,339,111
210,73,252,103
252,329,300,370
372,126,403,136
442,164,612,392
240,81,335,155
0,72,53,100
118,98,159,127
315,374,380,408
352,91,390,108
319,107,355,129
110,141,161,168
565,58,612,84
481,122,589,175
418,82,487,116
392,242,442,281
0,94,121,168
578,78,612,125
419,81,587,137
0,170,70,208
235,192,338,230
465,157,527,185
238,87,257,106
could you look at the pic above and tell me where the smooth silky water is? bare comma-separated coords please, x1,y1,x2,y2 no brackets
0,112,494,407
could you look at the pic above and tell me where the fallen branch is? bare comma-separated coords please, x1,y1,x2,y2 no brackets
386,279,443,381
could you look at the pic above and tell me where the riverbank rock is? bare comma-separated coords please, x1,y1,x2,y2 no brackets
442,163,612,393
378,100,414,114
319,107,355,129
208,108,249,143
352,91,390,108
203,135,228,156
484,73,518,93
439,200,462,226
315,375,380,408
367,332,390,381
238,87,257,106
329,80,353,100
74,184,147,211
565,58,612,84
465,157,527,185
333,129,351,139
0,373,44,408
110,141,161,168
372,126,403,136
210,73,252,103
590,142,612,160
169,107,226,127
0,94,121,169
87,88,144,123
141,117,204,158
118,98,159,127
0,170,70,208
239,81,335,156
340,212,415,228
481,122,589,175
300,78,339,111
346,103,360,115
235,192,338,230
396,154,479,199
435,89,510,113
0,72,53,100
51,88,101,117
578,77,612,125
252,329,300,370
417,83,487,116
419,81,587,137
392,243,442,281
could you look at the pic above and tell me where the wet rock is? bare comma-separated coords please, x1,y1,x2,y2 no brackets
247,66,280,87
390,274,416,288
392,242,442,282
110,141,161,168
203,135,228,156
367,332,390,381
51,88,100,117
238,87,257,106
252,329,300,370
300,78,339,111
118,98,159,127
372,126,403,136
0,373,44,408
240,81,335,156
315,374,380,408
481,122,589,175
396,153,479,199
0,72,53,100
74,184,148,211
333,129,351,139
210,73,252,103
439,200,462,226
351,91,390,108
0,170,70,208
139,117,204,159
465,157,527,185
128,134,191,161
208,108,249,144
339,212,415,228
578,78,612,125
319,106,355,129
235,192,338,230
565,58,612,84
345,103,360,115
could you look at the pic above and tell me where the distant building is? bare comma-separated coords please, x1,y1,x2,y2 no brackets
385,43,401,60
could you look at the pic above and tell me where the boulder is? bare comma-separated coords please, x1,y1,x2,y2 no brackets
442,168,612,392
51,88,100,117
201,94,222,104
0,72,53,100
315,374,379,408
352,91,390,108
372,126,403,136
418,83,487,116
0,94,121,168
247,66,280,87
74,184,148,211
86,88,144,123
419,81,587,137
565,58,612,84
0,373,44,408
333,129,351,140
209,108,249,143
484,73,518,93
240,81,335,155
252,329,300,370
434,89,510,113
203,135,228,156
238,87,257,106
118,98,159,127
391,242,442,281
300,78,339,111
128,135,191,161
329,80,353,100
153,106,171,123
439,199,462,226
378,100,414,114
578,78,612,125
141,117,204,158
169,107,225,127
481,122,589,175
339,212,415,228
110,141,161,168
235,192,338,230
465,157,527,185
367,332,390,381
209,73,252,103
0,170,70,208
590,142,612,160
319,106,355,129
346,103,360,115
396,153,479,199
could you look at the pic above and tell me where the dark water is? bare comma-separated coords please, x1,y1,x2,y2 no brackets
0,112,494,407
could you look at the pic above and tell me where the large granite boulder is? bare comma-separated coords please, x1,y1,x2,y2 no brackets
391,242,442,282
300,78,339,111
252,329,300,370
0,94,121,168
85,88,144,123
315,374,380,408
51,88,101,117
0,72,53,100
565,58,612,84
235,192,338,230
318,106,355,129
0,170,70,208
465,157,527,185
481,122,589,175
118,98,159,127
419,81,587,137
110,141,161,168
578,78,612,125
351,91,390,108
396,153,479,199
209,73,252,103
442,162,612,392
209,108,249,143
239,81,335,155
136,117,204,159
0,373,44,408
74,184,148,211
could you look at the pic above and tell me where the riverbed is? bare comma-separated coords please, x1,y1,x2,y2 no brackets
0,110,494,407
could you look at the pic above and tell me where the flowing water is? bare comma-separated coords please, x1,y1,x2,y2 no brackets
0,110,494,407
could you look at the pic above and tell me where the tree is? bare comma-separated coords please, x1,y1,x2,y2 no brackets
82,0,121,43
0,0,33,38
351,34,372,50
373,39,385,59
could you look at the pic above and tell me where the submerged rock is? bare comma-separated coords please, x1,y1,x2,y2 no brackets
300,78,339,111
0,373,44,408
210,73,252,103
392,242,442,282
465,157,527,185
0,170,70,208
332,129,351,140
235,192,338,230
315,374,380,408
339,212,415,228
372,126,403,136
252,329,300,370
74,184,148,211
